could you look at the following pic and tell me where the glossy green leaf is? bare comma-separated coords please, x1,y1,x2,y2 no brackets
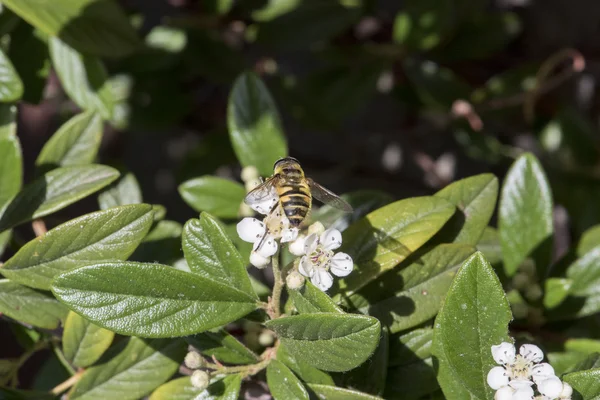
0,279,67,329
267,359,309,400
36,112,102,172
1,204,154,290
0,106,22,209
49,37,115,119
564,368,600,400
499,153,553,276
182,213,254,296
130,220,183,265
393,0,455,50
306,384,383,400
336,196,456,296
227,72,287,176
2,0,139,58
353,244,475,333
578,224,600,257
179,176,245,219
0,47,23,102
186,329,259,365
149,377,203,400
277,345,335,386
194,375,242,400
70,337,185,400
266,313,381,372
476,227,502,265
62,311,114,368
434,173,498,245
432,252,512,400
0,229,11,258
98,172,142,210
544,278,572,309
384,358,438,400
288,281,343,314
52,262,259,338
389,328,433,367
0,165,119,232
402,58,471,110
340,327,388,396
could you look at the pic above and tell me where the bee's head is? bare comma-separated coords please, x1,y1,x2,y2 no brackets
273,157,302,175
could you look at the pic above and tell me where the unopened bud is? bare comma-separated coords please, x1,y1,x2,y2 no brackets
250,252,270,269
560,382,573,398
258,330,275,347
241,166,260,183
191,370,210,390
308,221,325,236
286,270,305,290
238,202,254,217
184,351,203,369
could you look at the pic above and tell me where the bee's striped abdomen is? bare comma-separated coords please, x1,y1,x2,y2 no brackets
279,184,311,227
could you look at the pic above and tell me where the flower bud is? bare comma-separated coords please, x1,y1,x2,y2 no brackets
250,252,270,269
560,382,573,398
184,351,203,369
191,370,210,390
238,203,254,217
286,270,305,290
308,221,325,236
258,330,275,347
289,235,306,256
241,166,260,183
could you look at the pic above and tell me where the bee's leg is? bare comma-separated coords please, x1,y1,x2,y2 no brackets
256,230,269,252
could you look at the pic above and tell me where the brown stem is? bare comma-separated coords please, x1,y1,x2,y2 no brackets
50,370,84,395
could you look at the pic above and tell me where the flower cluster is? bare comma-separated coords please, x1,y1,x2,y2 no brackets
236,177,353,291
487,342,572,400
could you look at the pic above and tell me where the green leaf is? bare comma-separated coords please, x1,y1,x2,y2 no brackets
434,173,498,245
389,328,433,367
288,281,343,314
179,176,245,219
252,0,301,21
393,0,455,50
351,244,475,333
384,358,439,400
432,252,512,400
0,164,119,233
544,278,572,309
0,388,57,400
227,72,287,176
194,375,242,400
402,58,471,110
52,261,258,338
98,172,142,210
336,196,456,296
186,329,259,365
499,153,553,276
62,311,114,368
0,47,23,102
130,220,183,265
564,368,600,400
265,313,381,372
0,279,67,329
267,359,309,400
1,204,154,290
36,112,102,172
276,345,335,386
476,227,502,265
149,377,203,400
578,224,600,256
0,106,22,209
182,213,254,296
2,0,139,58
306,384,383,400
70,337,185,400
49,37,115,119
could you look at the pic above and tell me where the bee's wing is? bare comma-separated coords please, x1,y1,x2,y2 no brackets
307,178,353,213
244,176,279,206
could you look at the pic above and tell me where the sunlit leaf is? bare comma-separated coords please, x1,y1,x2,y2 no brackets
267,359,309,400
62,311,114,368
186,329,259,365
179,176,245,219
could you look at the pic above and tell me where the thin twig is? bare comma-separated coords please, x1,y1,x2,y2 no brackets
268,253,283,319
32,219,47,237
50,370,84,395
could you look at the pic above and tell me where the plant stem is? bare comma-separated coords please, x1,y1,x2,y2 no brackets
53,343,77,375
50,370,84,395
203,340,279,378
269,251,283,319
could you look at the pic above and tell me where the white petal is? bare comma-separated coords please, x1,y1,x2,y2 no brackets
491,342,516,365
330,252,353,277
289,235,307,256
254,235,278,257
237,218,266,243
321,228,342,251
560,382,573,398
311,269,333,291
487,366,509,390
531,363,555,384
520,344,544,363
494,386,514,400
298,256,313,277
281,227,299,243
537,377,563,399
249,252,270,269
509,379,534,390
304,233,319,254
512,386,534,400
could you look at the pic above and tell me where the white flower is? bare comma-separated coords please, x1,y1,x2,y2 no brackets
488,366,510,390
531,363,555,384
560,382,573,398
296,228,353,291
537,377,563,399
520,344,544,364
492,342,517,365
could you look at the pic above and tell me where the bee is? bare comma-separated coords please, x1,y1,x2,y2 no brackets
244,157,353,228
